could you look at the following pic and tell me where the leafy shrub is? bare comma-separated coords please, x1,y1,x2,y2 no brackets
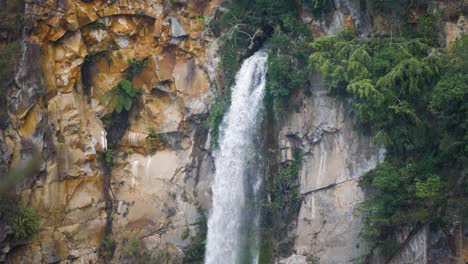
310,32,467,255
416,14,437,40
12,207,40,241
266,29,310,115
415,175,444,199
102,80,138,113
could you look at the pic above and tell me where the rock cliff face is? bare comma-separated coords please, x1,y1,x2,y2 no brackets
279,1,468,263
3,0,219,262
1,0,467,263
277,74,384,263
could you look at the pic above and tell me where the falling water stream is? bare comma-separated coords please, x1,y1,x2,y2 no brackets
205,50,268,264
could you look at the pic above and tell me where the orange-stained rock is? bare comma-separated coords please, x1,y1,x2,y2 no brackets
65,12,80,31
344,15,354,31
444,15,468,47
81,27,113,54
48,27,67,42
19,105,42,139
157,51,177,81
8,0,222,261
109,16,138,36
154,19,163,37
173,60,209,97
75,1,101,27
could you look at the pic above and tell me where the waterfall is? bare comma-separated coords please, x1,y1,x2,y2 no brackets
205,50,268,264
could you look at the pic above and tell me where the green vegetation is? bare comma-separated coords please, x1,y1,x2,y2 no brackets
98,57,146,248
259,149,302,261
147,127,167,155
181,227,190,240
88,21,107,30
304,0,333,18
126,59,148,80
204,93,230,147
101,147,115,168
0,197,41,243
153,250,183,264
147,140,157,155
267,29,311,115
183,207,207,264
11,207,40,241
306,255,320,264
122,237,142,257
99,236,116,259
102,80,139,114
121,236,182,263
207,0,314,146
148,127,167,143
309,31,467,256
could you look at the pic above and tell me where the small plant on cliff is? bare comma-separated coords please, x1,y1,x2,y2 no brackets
12,207,40,241
88,21,107,30
147,140,157,155
99,236,116,259
102,80,138,113
181,227,190,240
122,237,143,257
126,59,148,80
148,127,167,143
183,207,207,264
204,92,230,147
121,236,182,263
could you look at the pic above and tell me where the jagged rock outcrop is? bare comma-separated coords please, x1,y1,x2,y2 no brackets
3,0,219,262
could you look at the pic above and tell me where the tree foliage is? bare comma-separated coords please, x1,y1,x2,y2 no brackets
310,32,468,255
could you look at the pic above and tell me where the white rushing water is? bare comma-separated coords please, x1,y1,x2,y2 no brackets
205,50,268,264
